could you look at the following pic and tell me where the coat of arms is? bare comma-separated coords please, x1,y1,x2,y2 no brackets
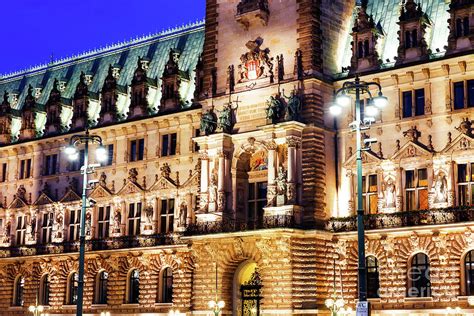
238,37,273,83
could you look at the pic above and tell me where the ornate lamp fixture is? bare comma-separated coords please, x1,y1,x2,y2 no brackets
208,263,225,316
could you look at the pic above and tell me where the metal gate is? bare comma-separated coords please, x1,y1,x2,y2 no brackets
239,269,263,316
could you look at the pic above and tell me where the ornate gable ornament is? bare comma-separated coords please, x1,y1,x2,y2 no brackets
149,163,178,191
8,186,29,209
237,37,274,83
181,170,200,189
117,168,145,195
344,149,381,167
391,126,433,160
88,184,113,200
33,191,55,206
442,119,474,153
59,187,81,203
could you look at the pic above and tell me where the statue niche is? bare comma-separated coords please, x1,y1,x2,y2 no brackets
447,0,474,53
71,72,94,131
99,65,123,125
129,57,157,118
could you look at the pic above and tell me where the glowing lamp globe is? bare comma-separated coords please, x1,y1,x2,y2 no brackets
365,104,379,117
64,145,78,156
335,93,351,107
95,145,108,162
329,104,342,116
373,94,388,109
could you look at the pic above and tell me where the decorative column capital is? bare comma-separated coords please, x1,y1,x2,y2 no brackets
286,136,301,148
199,152,209,160
266,140,278,150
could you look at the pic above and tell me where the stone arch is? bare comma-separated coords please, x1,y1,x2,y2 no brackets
232,260,258,315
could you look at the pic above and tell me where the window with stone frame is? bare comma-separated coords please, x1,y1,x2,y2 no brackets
405,168,429,211
129,138,145,162
127,269,140,304
456,163,474,206
19,158,32,179
69,210,81,241
402,88,425,118
128,202,142,236
453,79,474,110
407,253,431,298
161,133,177,157
247,181,267,227
361,174,378,214
456,16,470,38
160,199,174,234
0,162,7,182
97,206,111,238
158,267,173,303
41,212,53,244
43,153,58,176
67,272,79,305
40,274,50,306
465,250,474,296
13,275,24,306
15,215,27,245
366,256,380,299
95,270,108,304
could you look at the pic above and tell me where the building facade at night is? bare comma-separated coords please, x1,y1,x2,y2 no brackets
0,0,473,315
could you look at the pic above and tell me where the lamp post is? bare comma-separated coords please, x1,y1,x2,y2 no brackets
64,129,107,316
208,263,225,316
329,75,388,311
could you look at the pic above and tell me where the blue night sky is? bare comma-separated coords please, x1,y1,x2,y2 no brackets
0,0,205,75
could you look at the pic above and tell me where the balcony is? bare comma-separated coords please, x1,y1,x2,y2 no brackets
0,234,175,258
184,215,299,236
327,207,474,233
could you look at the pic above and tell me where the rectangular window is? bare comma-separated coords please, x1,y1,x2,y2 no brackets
100,144,114,166
19,159,32,179
129,139,144,162
247,182,267,227
69,210,81,241
69,150,85,172
468,79,474,108
402,91,413,118
457,163,474,206
161,133,177,157
414,88,425,116
454,81,465,110
160,199,175,233
0,163,7,182
128,202,141,236
16,216,27,245
194,129,200,152
405,169,428,211
361,174,378,214
44,154,58,176
98,206,111,238
41,212,53,244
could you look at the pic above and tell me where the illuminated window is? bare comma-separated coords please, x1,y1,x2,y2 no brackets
457,163,474,206
127,269,140,304
407,253,431,297
160,199,174,234
69,210,81,241
366,256,380,299
248,182,267,227
405,168,428,211
19,158,32,179
361,174,378,214
41,212,53,243
13,275,24,306
128,202,142,236
465,250,474,296
98,206,111,238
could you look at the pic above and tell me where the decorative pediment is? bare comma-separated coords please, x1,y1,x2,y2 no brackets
117,180,144,196
59,188,81,203
33,192,55,206
149,176,177,192
7,197,28,209
391,140,433,160
88,184,113,199
181,171,200,188
442,133,474,154
344,150,381,167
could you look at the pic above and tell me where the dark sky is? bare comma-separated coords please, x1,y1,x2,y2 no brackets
0,0,205,75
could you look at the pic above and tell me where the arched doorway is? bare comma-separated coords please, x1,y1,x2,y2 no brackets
233,261,263,316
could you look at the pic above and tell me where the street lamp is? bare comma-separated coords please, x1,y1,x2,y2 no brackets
330,75,388,311
208,263,225,316
64,129,107,316
28,304,44,316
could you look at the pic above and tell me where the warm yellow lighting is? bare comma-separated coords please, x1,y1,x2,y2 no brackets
336,93,351,107
329,104,342,116
217,300,225,309
29,306,35,312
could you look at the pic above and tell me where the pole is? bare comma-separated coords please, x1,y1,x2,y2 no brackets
355,76,368,303
76,130,89,316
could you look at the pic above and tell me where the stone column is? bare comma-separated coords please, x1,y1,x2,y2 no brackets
396,167,403,212
199,153,209,213
286,137,299,204
217,151,226,213
448,161,455,207
185,193,193,225
296,142,302,205
266,141,277,206
347,170,355,216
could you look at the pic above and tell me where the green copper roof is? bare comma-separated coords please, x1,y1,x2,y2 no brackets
0,21,204,111
340,0,450,70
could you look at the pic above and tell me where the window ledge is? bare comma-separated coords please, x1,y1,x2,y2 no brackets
122,303,140,307
91,304,108,309
367,298,381,303
154,302,173,306
61,305,77,309
8,307,23,311
404,296,433,302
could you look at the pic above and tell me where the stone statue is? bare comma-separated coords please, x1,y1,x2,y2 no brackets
128,168,138,183
433,173,448,204
30,214,37,236
200,108,217,136
266,95,284,123
85,212,92,236
209,174,218,204
3,221,11,243
179,202,187,227
276,166,287,196
160,163,172,178
99,172,107,187
382,178,396,208
217,103,234,134
284,91,302,121
145,205,154,224
113,210,121,233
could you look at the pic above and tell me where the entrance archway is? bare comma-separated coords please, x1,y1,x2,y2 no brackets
233,261,263,316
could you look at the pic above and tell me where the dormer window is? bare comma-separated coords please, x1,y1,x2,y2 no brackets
357,39,370,58
456,16,470,37
405,28,418,48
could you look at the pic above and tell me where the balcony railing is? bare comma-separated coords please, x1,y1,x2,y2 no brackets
184,215,299,236
0,234,175,258
327,207,474,233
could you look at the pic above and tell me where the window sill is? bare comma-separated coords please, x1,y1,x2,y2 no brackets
404,296,433,302
8,307,23,311
367,298,381,303
61,305,77,309
154,302,173,306
122,303,140,307
91,304,108,309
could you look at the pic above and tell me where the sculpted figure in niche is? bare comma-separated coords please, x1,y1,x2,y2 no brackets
382,178,396,208
113,210,121,233
85,212,92,236
145,205,154,224
3,221,11,242
433,172,448,204
276,166,287,196
179,202,187,227
209,174,218,203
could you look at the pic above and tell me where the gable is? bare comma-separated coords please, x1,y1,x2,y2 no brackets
181,171,199,188
117,181,144,195
149,176,178,191
88,185,113,199
344,150,381,167
59,189,81,203
441,133,474,154
8,197,28,209
391,141,433,160
33,192,54,206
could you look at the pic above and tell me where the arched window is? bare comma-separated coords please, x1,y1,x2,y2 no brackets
95,270,108,304
366,256,380,298
39,274,50,305
408,253,431,297
13,275,24,306
159,267,173,303
465,250,474,295
127,269,140,304
67,272,79,305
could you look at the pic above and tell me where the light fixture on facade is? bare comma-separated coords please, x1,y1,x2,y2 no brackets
373,92,388,109
100,312,111,316
208,262,225,316
329,103,343,116
335,92,352,107
168,309,181,316
95,145,108,162
28,304,44,316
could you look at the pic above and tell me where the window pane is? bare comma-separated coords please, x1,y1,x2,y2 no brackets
459,164,468,182
454,81,465,110
402,91,413,118
257,182,268,200
418,189,428,210
406,191,416,211
138,139,144,160
369,194,378,214
468,80,474,108
415,89,425,116
362,176,367,193
107,144,114,165
248,183,255,200
130,141,137,161
459,185,469,206
418,169,427,187
162,135,169,157
170,133,177,156
368,175,377,192
406,170,415,188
